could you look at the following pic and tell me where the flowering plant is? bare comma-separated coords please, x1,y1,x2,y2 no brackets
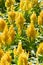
0,0,43,65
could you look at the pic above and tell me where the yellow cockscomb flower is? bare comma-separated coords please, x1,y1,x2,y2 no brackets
1,24,16,45
30,12,37,22
1,51,11,62
10,5,14,11
14,48,18,57
25,0,33,10
40,10,43,18
14,41,24,57
2,25,9,45
7,37,12,45
15,12,25,26
0,18,6,31
20,0,33,11
38,16,43,25
4,51,11,62
8,11,16,23
17,41,24,54
9,25,16,40
0,34,5,47
20,0,24,10
0,35,3,45
0,49,4,59
36,42,43,56
38,11,43,25
26,23,36,39
0,51,11,65
18,52,29,65
5,0,15,8
15,12,25,35
0,61,11,65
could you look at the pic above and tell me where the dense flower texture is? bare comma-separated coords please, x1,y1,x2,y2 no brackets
0,0,43,65
8,11,16,23
1,25,16,45
14,41,24,57
0,49,4,59
0,19,6,32
36,42,43,56
30,12,37,23
26,23,37,39
5,0,15,11
20,0,38,11
15,12,25,35
14,41,29,65
18,52,29,65
9,25,16,41
5,0,15,8
2,25,9,45
38,10,43,25
0,51,12,65
0,35,4,47
20,0,33,11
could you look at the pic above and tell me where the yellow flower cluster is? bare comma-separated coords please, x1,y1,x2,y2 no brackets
20,0,33,11
38,11,43,25
0,50,11,65
9,25,16,40
2,25,15,45
26,23,37,39
0,20,16,46
14,41,24,57
8,11,16,23
0,49,4,59
5,0,15,11
20,0,38,11
0,19,6,32
36,42,43,56
18,52,29,65
0,0,43,65
5,0,15,8
30,12,37,23
15,12,25,35
14,41,29,65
